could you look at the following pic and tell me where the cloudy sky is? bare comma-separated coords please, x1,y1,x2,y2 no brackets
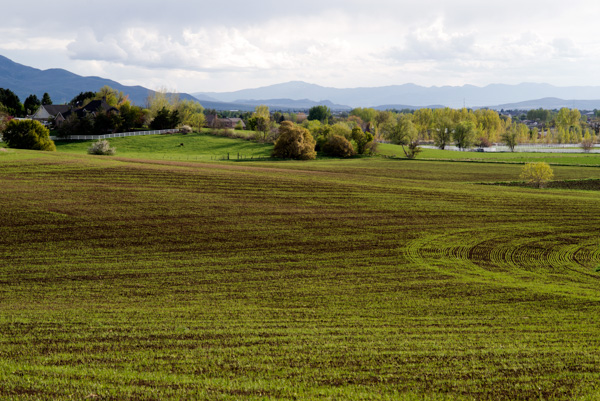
3,0,599,93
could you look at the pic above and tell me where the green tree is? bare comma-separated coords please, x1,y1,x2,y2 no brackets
501,124,519,152
413,108,433,140
93,109,121,135
118,103,144,132
272,121,316,160
2,119,56,151
382,114,416,145
351,126,374,155
96,86,127,107
176,99,205,132
526,108,551,122
555,108,581,131
520,162,553,188
41,92,52,105
329,122,352,139
382,113,421,159
307,105,332,124
69,91,96,107
24,94,41,115
0,88,24,116
453,120,476,150
249,105,271,140
350,107,378,123
433,112,454,150
474,109,503,143
150,107,180,130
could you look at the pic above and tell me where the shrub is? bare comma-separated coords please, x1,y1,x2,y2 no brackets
322,135,355,157
2,119,56,151
520,162,553,188
87,139,116,155
179,125,193,134
404,141,422,159
272,121,316,160
365,140,378,155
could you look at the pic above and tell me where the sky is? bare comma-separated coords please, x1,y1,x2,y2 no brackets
3,0,600,94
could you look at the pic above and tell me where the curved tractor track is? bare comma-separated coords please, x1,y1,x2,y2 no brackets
406,225,600,299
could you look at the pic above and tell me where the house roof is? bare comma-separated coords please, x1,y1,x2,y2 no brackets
62,99,119,119
40,104,71,116
81,99,117,113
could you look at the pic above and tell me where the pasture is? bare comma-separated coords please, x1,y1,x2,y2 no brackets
1,139,600,400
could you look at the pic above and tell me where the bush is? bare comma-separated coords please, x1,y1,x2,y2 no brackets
322,135,355,157
87,139,116,155
520,162,553,188
272,121,316,160
2,119,56,151
178,125,193,134
365,140,378,155
404,141,422,159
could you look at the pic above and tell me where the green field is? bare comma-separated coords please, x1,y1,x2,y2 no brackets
53,131,272,161
2,136,600,400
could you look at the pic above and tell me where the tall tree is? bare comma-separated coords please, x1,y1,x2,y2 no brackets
307,105,332,124
0,88,23,116
501,124,519,152
96,86,127,107
382,113,421,158
41,92,52,105
249,105,271,140
453,120,476,150
555,108,581,131
24,94,41,115
69,91,96,107
432,109,455,150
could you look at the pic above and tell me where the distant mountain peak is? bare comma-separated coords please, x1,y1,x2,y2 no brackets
0,54,196,106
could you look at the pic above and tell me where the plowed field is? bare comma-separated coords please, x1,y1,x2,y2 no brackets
1,150,600,400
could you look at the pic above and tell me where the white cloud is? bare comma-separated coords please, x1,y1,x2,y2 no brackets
385,19,476,61
3,1,600,91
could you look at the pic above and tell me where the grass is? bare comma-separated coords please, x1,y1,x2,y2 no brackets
2,136,600,399
54,131,272,161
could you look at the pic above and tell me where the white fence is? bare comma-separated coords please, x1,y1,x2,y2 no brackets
51,129,177,141
421,144,600,154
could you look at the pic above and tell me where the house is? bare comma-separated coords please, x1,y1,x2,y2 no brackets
221,118,245,129
205,115,246,129
32,104,71,124
62,99,118,120
57,99,119,126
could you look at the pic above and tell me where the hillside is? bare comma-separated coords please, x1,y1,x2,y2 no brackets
0,55,196,106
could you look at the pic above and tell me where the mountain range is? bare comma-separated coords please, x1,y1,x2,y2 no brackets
194,81,600,110
0,55,196,106
2,54,600,111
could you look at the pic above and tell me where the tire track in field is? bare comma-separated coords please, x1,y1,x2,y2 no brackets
405,226,600,299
